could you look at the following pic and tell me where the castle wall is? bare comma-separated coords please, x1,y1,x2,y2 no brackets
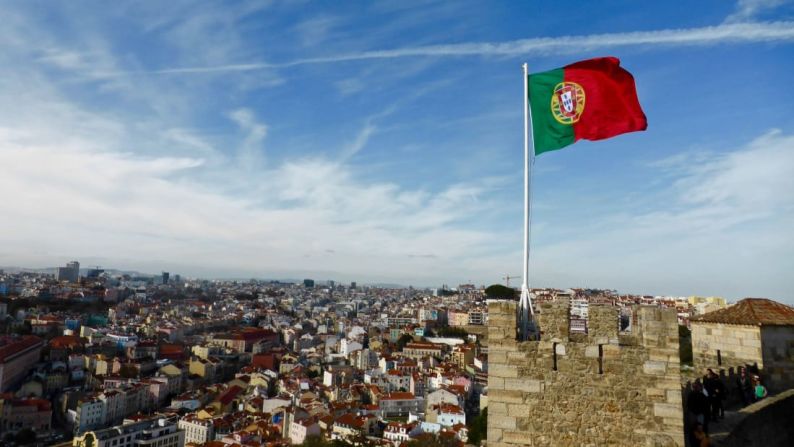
761,326,794,392
487,300,683,447
691,322,762,372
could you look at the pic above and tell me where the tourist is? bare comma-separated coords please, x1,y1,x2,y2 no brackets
692,423,711,447
703,369,725,420
736,366,753,406
688,380,710,436
753,376,768,402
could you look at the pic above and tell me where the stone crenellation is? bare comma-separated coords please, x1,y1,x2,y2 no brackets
487,299,684,447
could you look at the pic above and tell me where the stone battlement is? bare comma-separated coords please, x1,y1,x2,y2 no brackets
487,300,684,447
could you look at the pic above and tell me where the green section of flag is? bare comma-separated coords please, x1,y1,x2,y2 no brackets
528,69,574,155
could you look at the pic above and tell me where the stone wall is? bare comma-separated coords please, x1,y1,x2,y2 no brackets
487,300,684,447
720,388,794,447
691,322,762,374
760,326,794,392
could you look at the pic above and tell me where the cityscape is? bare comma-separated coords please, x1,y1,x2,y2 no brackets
2,1,794,447
2,261,791,447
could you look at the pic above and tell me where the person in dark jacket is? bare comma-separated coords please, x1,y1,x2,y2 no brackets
704,369,726,420
688,379,710,441
736,366,753,406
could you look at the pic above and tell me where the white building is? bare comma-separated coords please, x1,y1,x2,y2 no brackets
178,415,214,445
427,403,465,427
73,397,106,434
73,416,184,447
288,419,320,445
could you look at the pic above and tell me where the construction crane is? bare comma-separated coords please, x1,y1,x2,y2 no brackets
502,274,520,287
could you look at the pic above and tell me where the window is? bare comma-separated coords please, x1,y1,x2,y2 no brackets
717,350,722,366
552,343,558,371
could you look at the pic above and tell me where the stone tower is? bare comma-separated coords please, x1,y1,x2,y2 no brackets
487,299,684,446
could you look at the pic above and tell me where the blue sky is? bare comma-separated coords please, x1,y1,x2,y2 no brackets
1,0,793,302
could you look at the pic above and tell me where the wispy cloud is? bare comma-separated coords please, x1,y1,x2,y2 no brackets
725,0,789,23
89,21,794,76
535,129,794,299
339,124,376,161
229,108,268,169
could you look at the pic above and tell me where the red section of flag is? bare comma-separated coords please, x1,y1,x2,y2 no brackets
564,57,647,143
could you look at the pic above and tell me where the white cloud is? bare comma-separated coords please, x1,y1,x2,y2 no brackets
0,96,502,285
534,130,794,301
229,108,268,169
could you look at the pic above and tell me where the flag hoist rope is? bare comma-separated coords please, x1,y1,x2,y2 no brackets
520,62,536,340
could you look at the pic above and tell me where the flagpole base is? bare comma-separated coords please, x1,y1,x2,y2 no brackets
519,285,534,340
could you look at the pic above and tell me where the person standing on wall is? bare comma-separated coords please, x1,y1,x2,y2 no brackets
735,366,753,406
704,369,725,421
753,376,768,402
688,379,711,442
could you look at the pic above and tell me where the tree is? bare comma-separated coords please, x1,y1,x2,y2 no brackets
301,436,354,447
484,284,517,300
467,408,487,444
14,428,37,445
436,326,468,339
397,333,414,350
406,433,461,447
119,364,138,379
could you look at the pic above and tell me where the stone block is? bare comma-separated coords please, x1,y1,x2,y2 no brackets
490,364,519,378
602,344,622,359
666,389,682,404
489,350,508,364
507,404,532,417
489,415,517,430
555,343,566,355
643,360,667,375
590,335,609,345
504,378,542,393
490,389,526,403
487,428,503,442
663,416,684,428
653,402,681,419
646,388,665,399
502,431,532,444
489,377,505,390
585,345,600,358
489,401,508,415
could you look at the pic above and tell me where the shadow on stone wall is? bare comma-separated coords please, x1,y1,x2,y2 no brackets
718,389,794,447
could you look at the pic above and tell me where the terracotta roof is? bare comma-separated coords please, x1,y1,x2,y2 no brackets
50,335,84,349
0,336,43,363
381,392,415,400
690,298,794,326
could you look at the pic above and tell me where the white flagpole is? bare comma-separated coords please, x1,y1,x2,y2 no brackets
520,63,536,340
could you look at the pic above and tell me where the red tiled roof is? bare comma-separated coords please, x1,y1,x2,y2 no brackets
50,335,83,349
218,385,244,405
690,298,794,326
381,392,415,400
0,336,44,363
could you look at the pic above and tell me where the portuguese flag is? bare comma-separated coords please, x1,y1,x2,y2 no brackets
528,57,647,155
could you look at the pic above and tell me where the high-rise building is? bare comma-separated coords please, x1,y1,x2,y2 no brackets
56,261,80,283
350,281,357,289
162,272,170,285
303,279,315,288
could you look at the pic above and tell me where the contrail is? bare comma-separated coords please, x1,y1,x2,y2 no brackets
92,21,794,77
